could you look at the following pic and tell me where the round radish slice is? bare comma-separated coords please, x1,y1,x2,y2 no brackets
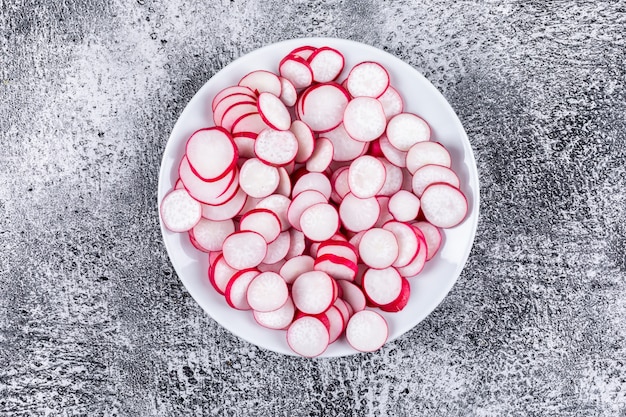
378,277,411,312
292,271,335,315
362,267,402,306
383,221,420,268
179,157,239,205
185,127,237,182
262,230,291,264
330,166,351,204
290,45,317,60
346,310,388,352
377,86,403,120
256,194,291,232
386,113,431,151
339,193,380,232
239,70,282,96
346,62,390,98
210,253,237,295
299,203,339,242
232,133,257,159
324,123,368,162
254,297,295,330
397,230,427,278
212,85,255,111
285,228,306,259
314,254,357,281
378,134,407,168
324,305,345,343
420,183,468,228
191,218,235,252
343,97,387,142
290,120,315,163
225,269,260,310
406,141,452,174
300,83,350,132
222,231,267,269
377,159,403,197
308,47,345,83
257,92,291,131
239,158,279,198
348,155,386,199
246,271,288,312
231,112,271,135
337,280,366,313
257,260,286,273
280,255,314,284
254,129,298,167
239,208,281,243
359,228,399,269
287,316,330,357
287,189,328,231
292,172,332,200
374,196,394,228
317,240,358,264
306,137,334,173
213,94,257,125
279,54,314,89
411,164,460,197
160,189,202,233
220,103,258,132
274,167,291,197
388,190,420,222
412,221,443,261
201,187,247,221
279,77,297,107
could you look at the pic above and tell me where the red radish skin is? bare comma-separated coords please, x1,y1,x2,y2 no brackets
179,157,240,206
254,297,295,330
406,141,452,174
256,194,291,232
333,299,352,325
185,127,238,182
290,120,316,163
386,113,431,151
330,166,351,204
382,221,420,268
218,103,258,131
286,316,330,358
377,86,404,120
239,158,280,198
299,83,350,133
316,240,358,264
343,97,387,142
191,218,235,252
412,221,443,260
378,277,411,312
213,95,257,126
359,228,400,269
378,134,408,168
239,70,282,96
314,253,358,281
362,266,403,306
280,255,315,284
346,62,390,98
212,86,256,111
225,269,261,310
254,128,298,167
397,226,427,278
239,208,282,243
210,253,238,295
346,310,388,352
257,92,291,131
411,164,460,197
324,305,346,343
246,271,289,312
174,179,184,189
160,189,202,233
292,271,335,315
339,193,380,232
279,54,314,89
299,203,340,242
222,231,268,269
306,137,334,173
420,183,468,228
262,230,291,264
307,47,345,83
388,190,421,222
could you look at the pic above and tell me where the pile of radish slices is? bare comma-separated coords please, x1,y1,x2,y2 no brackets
160,44,468,357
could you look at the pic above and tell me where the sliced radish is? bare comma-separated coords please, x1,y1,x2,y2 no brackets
174,178,184,189
257,259,286,273
286,316,329,357
220,104,258,132
262,230,291,264
330,166,351,204
238,194,262,217
333,299,352,324
290,45,316,60
185,127,237,182
374,196,394,228
406,141,451,174
339,193,380,232
239,70,282,96
386,113,431,151
287,189,328,231
254,128,298,167
289,120,315,163
308,47,344,83
345,310,388,352
279,54,313,89
239,158,279,198
337,281,366,313
348,230,366,253
257,92,291,131
299,203,339,242
420,183,468,228
212,85,255,111
213,94,257,126
246,271,289,312
377,159,403,197
324,305,345,343
201,187,247,221
362,266,402,306
256,194,291,232
388,190,420,222
324,123,368,162
254,297,295,330
239,208,281,243
222,231,267,269
348,155,386,199
285,228,306,259
397,230,427,278
279,255,314,284
411,164,460,197
279,77,297,107
210,253,238,295
412,221,442,261
346,62,390,98
179,157,239,205
343,97,387,142
382,221,420,268
232,132,257,159
225,269,260,310
377,86,403,120
317,240,358,264
378,277,410,312
231,112,271,135
299,83,350,132
401,167,413,191
292,172,332,200
188,230,206,253
378,133,407,167
291,271,335,314
314,253,357,281
359,228,399,269
160,189,202,233
190,218,235,252
306,137,334,173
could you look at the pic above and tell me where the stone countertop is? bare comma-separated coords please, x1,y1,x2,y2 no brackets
1,1,625,416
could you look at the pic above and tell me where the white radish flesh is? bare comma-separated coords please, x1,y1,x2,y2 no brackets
191,218,235,252
256,194,291,232
254,297,295,330
406,141,451,174
246,272,289,312
362,267,402,305
225,269,260,310
287,190,328,231
280,255,315,284
222,231,267,269
219,103,258,132
420,183,468,228
279,55,314,89
339,193,380,232
232,133,257,159
292,271,335,315
314,254,358,281
383,221,420,268
412,221,443,261
346,310,388,352
239,208,282,243
254,129,298,167
374,196,394,228
292,172,332,200
324,123,368,162
325,305,345,343
299,203,339,242
185,127,237,182
257,92,291,131
377,86,403,119
378,134,407,168
337,281,366,313
300,83,350,132
343,97,387,142
239,158,280,198
279,77,297,107
212,86,255,111
386,113,431,151
285,228,306,259
286,316,330,358
308,47,345,83
289,120,315,163
239,70,282,96
348,156,386,199
214,95,256,126
231,112,271,135
262,230,291,264
377,159,404,197
330,166,351,204
411,164,460,197
388,190,420,222
306,137,334,173
160,189,202,233
210,254,238,295
346,61,390,98
179,156,238,205
359,228,399,269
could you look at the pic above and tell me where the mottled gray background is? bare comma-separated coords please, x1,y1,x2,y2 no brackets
1,0,625,416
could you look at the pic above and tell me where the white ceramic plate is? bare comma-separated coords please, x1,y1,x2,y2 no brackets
158,38,479,357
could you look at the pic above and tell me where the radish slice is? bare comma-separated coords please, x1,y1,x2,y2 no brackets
222,231,267,269
359,228,399,269
343,97,387,142
160,189,202,233
280,255,315,284
254,297,295,330
257,92,291,131
238,195,262,217
324,305,345,343
239,158,280,198
306,137,334,173
388,190,420,222
333,299,352,324
279,77,297,107
246,271,289,312
190,218,235,252
383,221,420,268
299,203,339,242
397,229,427,277
337,281,366,313
232,133,257,159
209,253,237,295
346,310,388,352
287,190,328,231
220,103,258,132
254,128,298,167
412,221,442,260
225,269,260,310
339,193,380,232
262,230,291,264
239,70,282,96
300,83,350,132
411,165,460,197
308,47,345,83
314,253,357,281
256,194,291,232
292,172,332,200
330,166,351,204
212,86,255,111
257,260,286,273
292,271,335,314
213,94,257,125
231,112,271,135
290,120,315,163
378,134,407,168
362,266,402,306
378,277,411,312
346,62,390,98
324,123,368,162
174,179,184,189
377,86,403,120
420,183,468,228
239,208,282,243
290,45,316,60
285,228,306,259
377,159,403,197
348,155,386,199
279,54,314,89
374,196,394,228
201,187,247,221
185,127,237,182
179,157,239,205
317,240,358,264
406,141,451,174
188,231,206,253
287,316,330,357
386,113,431,151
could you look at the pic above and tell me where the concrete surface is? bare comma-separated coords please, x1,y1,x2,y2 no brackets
1,0,625,415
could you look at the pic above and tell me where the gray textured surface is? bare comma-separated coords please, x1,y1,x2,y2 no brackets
1,0,625,415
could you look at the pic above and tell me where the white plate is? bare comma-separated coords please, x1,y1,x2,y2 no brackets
158,38,479,357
